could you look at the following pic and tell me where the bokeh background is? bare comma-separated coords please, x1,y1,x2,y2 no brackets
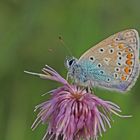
0,0,140,140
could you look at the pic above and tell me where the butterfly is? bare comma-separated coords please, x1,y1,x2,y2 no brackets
65,29,140,92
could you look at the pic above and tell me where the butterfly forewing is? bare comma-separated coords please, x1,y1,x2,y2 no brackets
78,29,139,92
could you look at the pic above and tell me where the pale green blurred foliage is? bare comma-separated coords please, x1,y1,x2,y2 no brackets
0,0,140,140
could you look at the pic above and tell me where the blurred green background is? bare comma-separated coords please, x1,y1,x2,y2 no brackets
0,0,140,140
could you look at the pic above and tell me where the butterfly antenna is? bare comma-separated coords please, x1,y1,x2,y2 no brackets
58,35,73,56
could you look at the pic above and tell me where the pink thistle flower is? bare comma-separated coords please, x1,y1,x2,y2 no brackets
25,65,130,140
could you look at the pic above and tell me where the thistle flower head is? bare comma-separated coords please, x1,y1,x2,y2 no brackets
25,65,130,140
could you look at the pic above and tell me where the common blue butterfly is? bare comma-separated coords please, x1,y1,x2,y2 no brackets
65,29,140,92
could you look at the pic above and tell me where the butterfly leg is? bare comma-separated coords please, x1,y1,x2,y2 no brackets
66,73,69,81
86,87,92,93
85,80,93,93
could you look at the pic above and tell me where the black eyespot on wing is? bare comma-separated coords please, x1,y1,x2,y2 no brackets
99,48,104,52
117,62,121,66
107,78,111,82
100,70,104,74
114,73,118,78
97,63,102,68
119,57,122,60
115,37,121,41
89,56,95,62
109,48,114,54
115,67,120,72
117,51,122,55
90,57,94,60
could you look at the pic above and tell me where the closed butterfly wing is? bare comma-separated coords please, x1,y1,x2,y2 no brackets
78,29,140,92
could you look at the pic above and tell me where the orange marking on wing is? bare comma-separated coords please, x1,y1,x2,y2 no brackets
118,43,124,49
124,67,131,74
126,53,133,59
125,48,129,52
126,59,132,66
111,42,115,47
121,75,127,81
125,47,133,53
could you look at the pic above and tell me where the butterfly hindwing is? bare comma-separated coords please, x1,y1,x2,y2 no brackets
78,29,139,92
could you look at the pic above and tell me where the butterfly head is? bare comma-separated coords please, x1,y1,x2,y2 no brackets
65,56,78,69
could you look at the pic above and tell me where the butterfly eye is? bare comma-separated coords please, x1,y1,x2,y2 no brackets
68,59,74,66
